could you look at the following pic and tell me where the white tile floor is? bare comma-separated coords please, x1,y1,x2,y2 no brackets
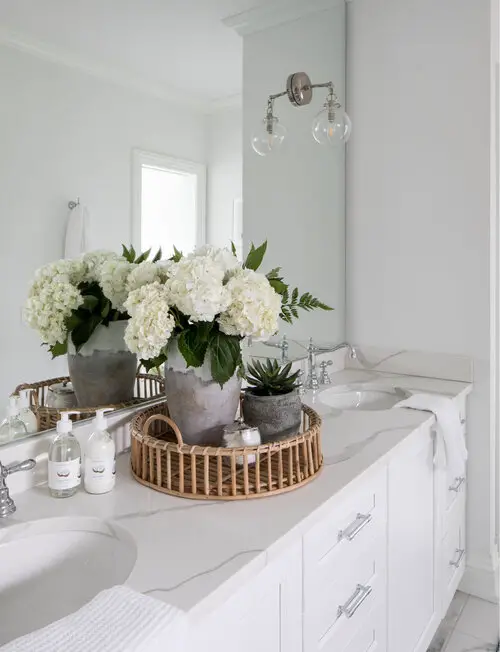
428,592,499,652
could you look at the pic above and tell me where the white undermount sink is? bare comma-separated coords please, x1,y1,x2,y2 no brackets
319,385,410,411
0,516,137,645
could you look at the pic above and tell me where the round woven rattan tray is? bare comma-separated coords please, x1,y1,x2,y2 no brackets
130,400,323,500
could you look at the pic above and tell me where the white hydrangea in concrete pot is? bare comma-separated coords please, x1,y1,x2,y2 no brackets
242,359,302,442
121,241,332,446
24,245,162,406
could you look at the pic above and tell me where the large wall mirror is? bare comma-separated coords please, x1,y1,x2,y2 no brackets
0,1,346,446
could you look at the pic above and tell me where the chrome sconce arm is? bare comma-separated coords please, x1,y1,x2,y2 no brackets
252,72,351,156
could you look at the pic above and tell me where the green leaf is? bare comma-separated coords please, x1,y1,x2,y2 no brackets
101,301,110,319
291,287,299,304
178,323,212,368
65,313,83,332
141,353,167,371
122,244,130,260
135,248,152,264
152,247,162,263
71,315,103,351
129,245,136,261
82,295,99,312
209,331,241,386
268,279,287,295
231,241,237,256
49,340,68,358
244,240,267,271
170,246,183,263
266,267,282,280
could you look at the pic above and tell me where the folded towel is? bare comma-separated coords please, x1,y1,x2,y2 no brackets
64,203,88,259
394,393,467,479
1,586,187,652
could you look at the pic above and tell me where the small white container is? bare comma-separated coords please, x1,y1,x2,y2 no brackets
222,420,261,466
46,381,77,409
84,409,115,495
18,390,38,434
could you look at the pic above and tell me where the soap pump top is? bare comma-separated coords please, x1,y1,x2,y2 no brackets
93,408,113,432
56,411,78,434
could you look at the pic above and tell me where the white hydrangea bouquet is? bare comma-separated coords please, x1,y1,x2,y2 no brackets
24,245,163,357
123,241,331,386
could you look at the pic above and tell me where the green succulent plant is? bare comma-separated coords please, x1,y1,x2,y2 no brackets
245,358,300,397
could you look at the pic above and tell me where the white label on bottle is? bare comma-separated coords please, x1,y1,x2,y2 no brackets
48,458,81,491
84,458,114,485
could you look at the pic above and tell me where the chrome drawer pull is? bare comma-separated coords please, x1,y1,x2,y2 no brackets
449,476,465,492
449,548,465,568
338,584,372,619
338,513,372,542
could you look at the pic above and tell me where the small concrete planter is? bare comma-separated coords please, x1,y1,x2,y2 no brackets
67,321,137,407
242,389,302,442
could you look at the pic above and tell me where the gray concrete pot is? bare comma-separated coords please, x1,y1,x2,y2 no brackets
164,369,241,446
67,321,137,407
242,389,302,442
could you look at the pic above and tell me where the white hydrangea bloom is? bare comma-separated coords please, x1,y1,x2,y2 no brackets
81,250,121,283
165,255,230,322
34,258,85,286
126,261,166,293
188,245,241,277
218,268,281,340
124,282,175,359
24,280,83,346
100,257,134,312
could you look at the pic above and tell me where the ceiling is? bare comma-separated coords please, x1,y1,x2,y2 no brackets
0,0,274,108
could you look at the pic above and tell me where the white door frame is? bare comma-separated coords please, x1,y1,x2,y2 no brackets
131,148,207,254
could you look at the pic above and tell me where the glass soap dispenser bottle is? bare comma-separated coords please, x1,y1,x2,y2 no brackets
84,408,115,495
0,397,27,444
18,390,38,434
48,411,81,498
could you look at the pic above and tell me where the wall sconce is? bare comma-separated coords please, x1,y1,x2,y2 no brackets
251,71,351,157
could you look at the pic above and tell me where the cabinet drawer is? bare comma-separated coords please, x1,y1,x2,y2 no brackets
443,494,466,598
336,602,386,652
445,469,466,512
304,469,387,568
305,533,386,652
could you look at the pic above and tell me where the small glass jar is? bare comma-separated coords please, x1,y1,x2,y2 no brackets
222,420,261,466
46,381,78,409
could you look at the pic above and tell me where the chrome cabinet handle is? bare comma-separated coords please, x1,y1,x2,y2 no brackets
460,418,466,425
338,513,372,542
449,476,465,492
338,584,372,619
449,548,465,568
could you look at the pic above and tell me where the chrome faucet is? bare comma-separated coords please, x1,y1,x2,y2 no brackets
305,340,357,391
0,458,36,517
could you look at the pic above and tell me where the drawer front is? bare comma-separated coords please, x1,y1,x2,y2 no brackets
338,603,386,652
443,494,466,598
305,533,386,652
446,469,466,511
304,468,387,568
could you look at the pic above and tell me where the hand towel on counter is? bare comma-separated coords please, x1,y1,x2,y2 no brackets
0,585,187,652
64,202,88,259
393,393,467,479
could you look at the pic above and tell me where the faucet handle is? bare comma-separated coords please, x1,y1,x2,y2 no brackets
6,459,36,475
319,360,333,385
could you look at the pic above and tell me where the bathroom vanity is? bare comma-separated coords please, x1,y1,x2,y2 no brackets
0,366,470,652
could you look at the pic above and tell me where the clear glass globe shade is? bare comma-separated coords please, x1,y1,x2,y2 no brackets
312,108,352,146
251,117,287,156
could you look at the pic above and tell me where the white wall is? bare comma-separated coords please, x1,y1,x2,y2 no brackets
242,5,346,343
206,108,242,249
346,0,497,600
0,46,206,403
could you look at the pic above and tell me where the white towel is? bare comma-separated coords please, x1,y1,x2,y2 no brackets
394,393,467,479
0,585,187,652
64,203,88,258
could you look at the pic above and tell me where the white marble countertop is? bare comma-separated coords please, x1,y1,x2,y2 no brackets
0,369,471,623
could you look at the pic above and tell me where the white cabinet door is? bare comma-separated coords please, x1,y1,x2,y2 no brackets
192,541,302,652
388,428,438,652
